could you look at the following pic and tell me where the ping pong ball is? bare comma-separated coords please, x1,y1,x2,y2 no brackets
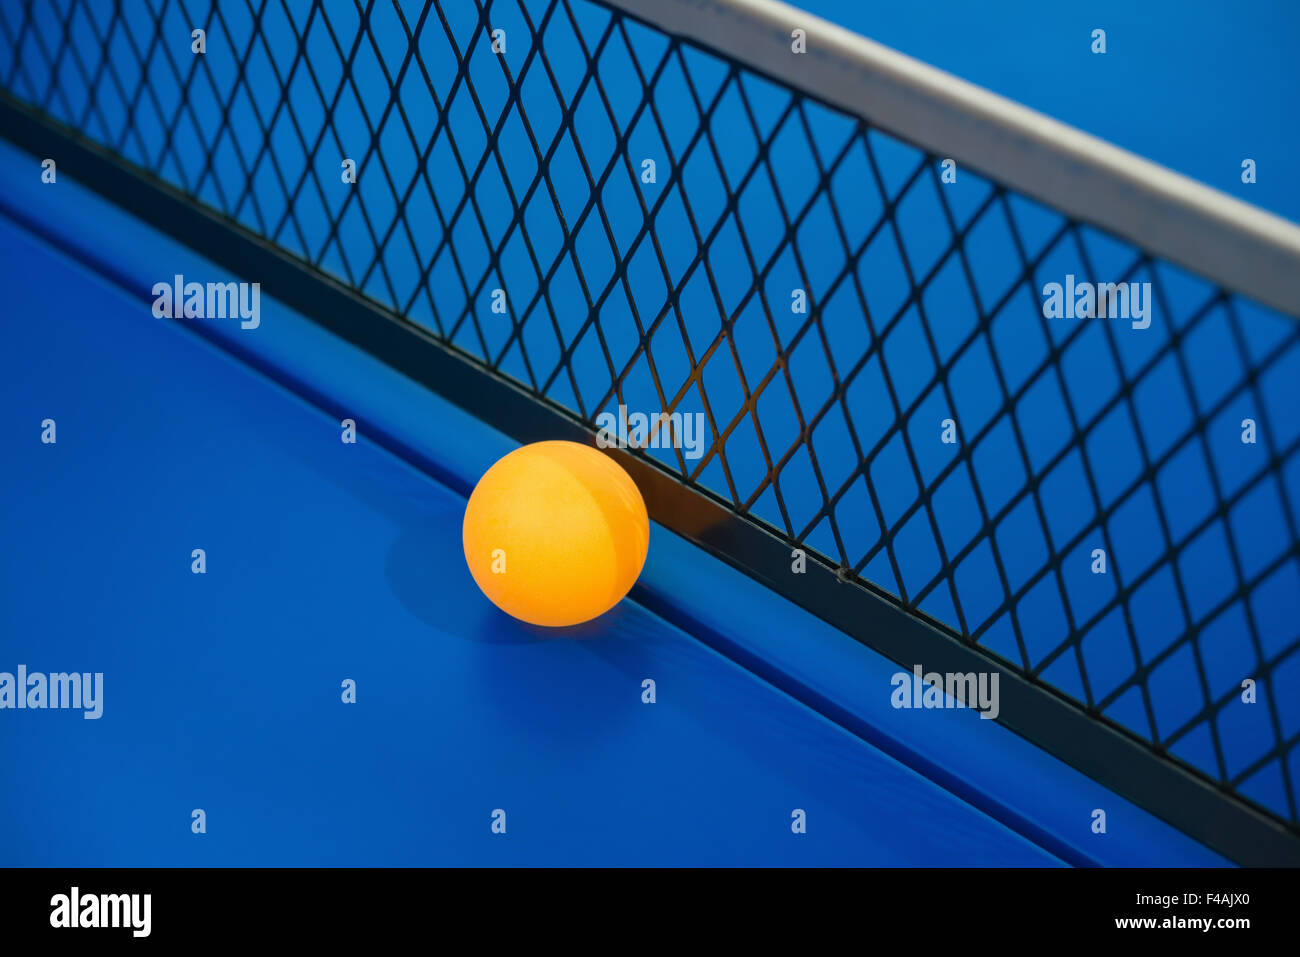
462,440,649,627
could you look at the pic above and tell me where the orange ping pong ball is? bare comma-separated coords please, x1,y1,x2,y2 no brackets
462,440,650,627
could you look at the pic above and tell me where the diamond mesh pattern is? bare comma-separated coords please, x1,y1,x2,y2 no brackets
3,0,1298,829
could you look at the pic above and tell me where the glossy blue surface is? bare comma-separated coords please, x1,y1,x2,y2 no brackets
0,139,1228,866
3,0,1295,820
802,0,1300,224
0,210,1059,866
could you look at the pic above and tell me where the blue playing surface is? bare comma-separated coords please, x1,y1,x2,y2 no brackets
1,0,1295,861
1,182,1068,867
0,138,1227,865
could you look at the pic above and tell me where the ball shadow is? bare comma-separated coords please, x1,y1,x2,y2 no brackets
385,513,547,645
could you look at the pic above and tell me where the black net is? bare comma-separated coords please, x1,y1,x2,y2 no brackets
2,0,1298,832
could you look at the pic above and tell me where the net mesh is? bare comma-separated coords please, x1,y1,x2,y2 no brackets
2,0,1298,830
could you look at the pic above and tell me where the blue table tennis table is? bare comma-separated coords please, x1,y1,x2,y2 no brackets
2,0,1298,867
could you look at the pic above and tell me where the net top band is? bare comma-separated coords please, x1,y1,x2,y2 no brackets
603,0,1300,318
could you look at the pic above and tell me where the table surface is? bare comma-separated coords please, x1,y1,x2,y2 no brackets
0,137,1228,866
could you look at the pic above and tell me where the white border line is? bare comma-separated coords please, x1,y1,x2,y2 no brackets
603,0,1300,318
